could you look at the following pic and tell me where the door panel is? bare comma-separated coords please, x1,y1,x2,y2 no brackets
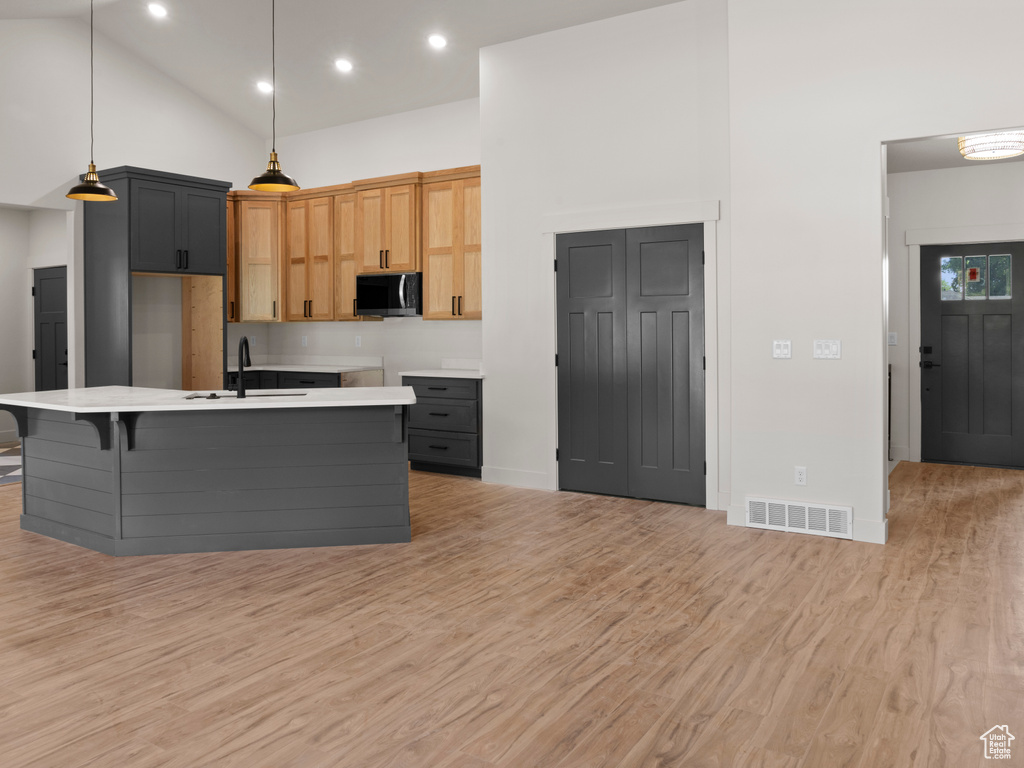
556,230,629,496
131,181,178,272
921,242,1024,467
626,226,704,505
34,266,68,391
182,188,225,274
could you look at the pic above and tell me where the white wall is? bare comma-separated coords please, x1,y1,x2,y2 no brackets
479,1,732,494
727,0,1024,542
0,208,32,441
257,99,483,378
887,162,1024,463
275,99,481,188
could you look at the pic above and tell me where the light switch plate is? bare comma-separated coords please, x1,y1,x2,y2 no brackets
772,340,792,359
888,332,897,346
813,339,841,359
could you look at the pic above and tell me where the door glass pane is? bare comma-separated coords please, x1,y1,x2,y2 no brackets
940,256,962,301
965,255,987,299
990,253,1012,299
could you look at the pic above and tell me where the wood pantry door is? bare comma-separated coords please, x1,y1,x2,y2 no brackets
556,224,705,506
921,242,1024,467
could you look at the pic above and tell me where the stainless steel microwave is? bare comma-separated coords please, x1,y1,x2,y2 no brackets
355,272,422,317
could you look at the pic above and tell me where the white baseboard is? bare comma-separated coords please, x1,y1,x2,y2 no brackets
0,428,18,444
481,466,553,490
853,516,889,545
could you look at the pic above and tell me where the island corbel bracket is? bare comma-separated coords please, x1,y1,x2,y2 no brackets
73,412,112,451
0,405,28,439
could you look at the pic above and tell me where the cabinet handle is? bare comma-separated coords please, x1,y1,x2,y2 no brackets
273,300,276,318
176,249,182,269
299,380,315,385
379,250,384,269
353,298,357,316
183,250,189,269
428,445,449,450
385,249,389,268
458,295,462,316
452,296,456,316
427,387,447,391
428,412,450,417
309,299,313,317
229,301,234,320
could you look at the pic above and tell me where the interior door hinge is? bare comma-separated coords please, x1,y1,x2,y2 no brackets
554,260,558,272
702,250,705,265
704,461,707,475
31,287,35,296
703,356,706,370
555,354,558,367
32,349,36,359
556,448,560,461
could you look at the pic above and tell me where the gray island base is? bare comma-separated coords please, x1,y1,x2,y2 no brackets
0,386,415,556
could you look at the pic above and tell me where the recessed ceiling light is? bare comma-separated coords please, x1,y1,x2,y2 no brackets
428,34,447,50
257,81,273,94
335,58,353,73
147,3,168,18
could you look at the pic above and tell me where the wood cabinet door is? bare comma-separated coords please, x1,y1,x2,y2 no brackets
356,188,385,273
384,184,419,272
460,178,482,319
238,200,282,322
286,200,309,321
422,181,459,319
334,194,359,321
307,197,334,320
226,201,237,322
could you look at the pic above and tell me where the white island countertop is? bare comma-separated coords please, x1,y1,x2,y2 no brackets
0,385,415,414
225,363,384,374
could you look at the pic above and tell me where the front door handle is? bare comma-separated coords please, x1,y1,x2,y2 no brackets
920,361,941,368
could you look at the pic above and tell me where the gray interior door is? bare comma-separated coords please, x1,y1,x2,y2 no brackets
557,224,705,505
34,266,68,391
556,229,629,496
921,242,1024,467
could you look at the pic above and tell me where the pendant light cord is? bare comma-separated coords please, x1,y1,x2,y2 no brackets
271,0,276,153
90,0,95,165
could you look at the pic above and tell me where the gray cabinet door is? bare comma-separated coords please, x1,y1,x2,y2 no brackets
557,224,705,505
131,179,179,273
921,243,1024,467
181,187,226,274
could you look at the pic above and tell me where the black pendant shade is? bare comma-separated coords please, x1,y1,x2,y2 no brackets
250,151,299,192
249,0,299,192
67,0,117,202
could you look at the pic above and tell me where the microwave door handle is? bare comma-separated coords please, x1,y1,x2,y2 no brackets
398,274,407,309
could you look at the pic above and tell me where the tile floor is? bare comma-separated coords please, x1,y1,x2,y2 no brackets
0,441,21,485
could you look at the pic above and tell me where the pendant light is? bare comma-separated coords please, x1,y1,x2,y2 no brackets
958,131,1024,160
67,0,117,202
249,0,299,191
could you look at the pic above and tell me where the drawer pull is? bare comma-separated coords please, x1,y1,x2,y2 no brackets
427,387,447,391
428,412,449,417
428,445,449,450
299,380,316,385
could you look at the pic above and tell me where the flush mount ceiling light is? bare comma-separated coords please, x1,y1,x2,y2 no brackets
147,3,167,19
335,58,353,73
67,0,117,202
249,0,299,192
428,34,447,50
958,131,1024,160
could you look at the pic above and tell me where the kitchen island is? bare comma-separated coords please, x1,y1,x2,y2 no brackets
0,385,415,556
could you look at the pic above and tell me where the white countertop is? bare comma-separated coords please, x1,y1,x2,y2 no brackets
0,385,415,414
226,364,384,374
399,369,485,380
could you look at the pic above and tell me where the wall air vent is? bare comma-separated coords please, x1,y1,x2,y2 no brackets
745,496,853,540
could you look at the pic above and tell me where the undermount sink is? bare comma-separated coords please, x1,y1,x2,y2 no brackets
183,392,308,400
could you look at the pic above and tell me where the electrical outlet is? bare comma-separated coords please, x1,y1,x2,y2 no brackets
301,335,308,348
355,336,361,348
249,335,257,347
794,466,807,485
888,332,897,346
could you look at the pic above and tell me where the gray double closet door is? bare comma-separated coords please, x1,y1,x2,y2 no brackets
556,224,705,506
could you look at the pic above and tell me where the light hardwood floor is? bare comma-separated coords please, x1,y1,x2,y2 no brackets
0,462,1021,767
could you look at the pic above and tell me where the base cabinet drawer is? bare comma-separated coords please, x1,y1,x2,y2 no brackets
408,430,479,467
279,372,342,388
408,398,478,432
406,377,478,400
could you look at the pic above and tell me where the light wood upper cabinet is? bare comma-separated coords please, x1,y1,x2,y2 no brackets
226,200,238,322
236,194,285,323
356,182,420,273
286,197,334,321
422,174,481,320
334,193,359,321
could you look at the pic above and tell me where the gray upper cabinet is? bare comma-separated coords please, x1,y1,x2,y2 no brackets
130,178,226,274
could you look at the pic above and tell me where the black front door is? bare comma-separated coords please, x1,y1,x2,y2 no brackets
557,224,705,506
921,242,1024,466
34,266,68,391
